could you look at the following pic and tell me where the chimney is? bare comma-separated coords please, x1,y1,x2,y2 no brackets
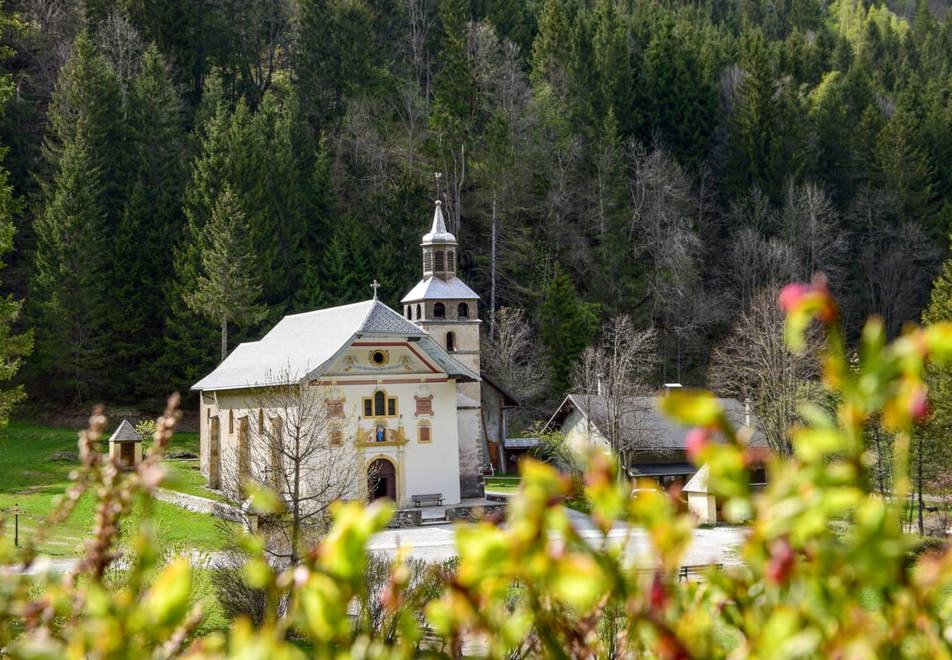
596,373,605,396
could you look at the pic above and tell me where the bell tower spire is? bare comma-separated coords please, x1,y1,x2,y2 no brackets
401,200,486,499
421,200,457,280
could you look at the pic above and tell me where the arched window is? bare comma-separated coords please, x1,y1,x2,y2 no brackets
447,250,455,272
434,250,446,271
433,302,446,318
374,391,385,416
423,249,433,273
457,302,469,318
446,331,456,352
416,304,422,319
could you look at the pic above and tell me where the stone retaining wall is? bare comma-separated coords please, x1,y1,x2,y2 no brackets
387,509,423,528
445,503,506,523
154,488,245,523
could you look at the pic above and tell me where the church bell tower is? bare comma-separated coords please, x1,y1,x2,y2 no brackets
402,201,485,497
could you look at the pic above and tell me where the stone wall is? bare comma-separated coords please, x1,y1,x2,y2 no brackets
457,406,485,498
445,503,506,523
153,488,244,523
387,509,423,528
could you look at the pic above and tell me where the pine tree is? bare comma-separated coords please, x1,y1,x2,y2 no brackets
30,133,112,403
0,137,31,424
45,32,127,228
320,216,376,307
184,187,267,361
432,0,474,137
539,266,599,394
113,44,186,399
875,106,935,225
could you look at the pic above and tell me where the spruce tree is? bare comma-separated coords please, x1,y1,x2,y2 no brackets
539,267,599,394
30,133,112,403
114,44,186,398
184,187,266,361
0,136,31,424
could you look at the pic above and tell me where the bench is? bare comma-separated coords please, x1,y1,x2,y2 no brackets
412,493,444,507
678,563,723,583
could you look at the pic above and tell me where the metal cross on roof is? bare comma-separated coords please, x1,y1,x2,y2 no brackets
370,279,380,300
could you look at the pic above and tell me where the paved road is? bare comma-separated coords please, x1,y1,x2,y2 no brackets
367,508,748,566
5,509,748,574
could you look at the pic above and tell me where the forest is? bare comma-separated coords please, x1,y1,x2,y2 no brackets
0,0,951,419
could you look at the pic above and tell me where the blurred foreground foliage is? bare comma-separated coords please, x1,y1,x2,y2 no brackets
4,282,952,657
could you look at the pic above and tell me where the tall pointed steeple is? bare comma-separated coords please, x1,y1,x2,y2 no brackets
421,200,458,280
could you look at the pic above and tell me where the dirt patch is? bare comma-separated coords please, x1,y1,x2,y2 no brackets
49,450,79,462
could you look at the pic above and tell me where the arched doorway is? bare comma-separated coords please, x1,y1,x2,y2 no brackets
368,458,396,501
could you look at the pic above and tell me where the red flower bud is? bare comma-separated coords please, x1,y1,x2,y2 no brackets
911,387,930,423
685,427,710,462
650,572,667,611
766,537,795,585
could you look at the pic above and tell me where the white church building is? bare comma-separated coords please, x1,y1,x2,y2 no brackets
191,201,500,506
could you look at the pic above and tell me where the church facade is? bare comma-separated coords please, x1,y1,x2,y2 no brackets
192,202,489,506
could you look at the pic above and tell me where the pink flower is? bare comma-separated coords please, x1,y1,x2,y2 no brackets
685,427,710,462
911,387,930,423
778,282,810,312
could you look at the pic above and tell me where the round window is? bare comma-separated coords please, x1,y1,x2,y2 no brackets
371,350,387,365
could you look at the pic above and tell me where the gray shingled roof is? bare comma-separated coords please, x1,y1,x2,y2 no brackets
192,299,478,392
109,419,141,443
401,276,480,303
547,394,767,451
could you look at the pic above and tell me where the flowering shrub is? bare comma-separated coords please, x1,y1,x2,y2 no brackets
5,280,952,657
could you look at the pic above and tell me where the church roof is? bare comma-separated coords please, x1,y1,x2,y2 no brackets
191,299,478,392
401,276,479,302
421,200,456,244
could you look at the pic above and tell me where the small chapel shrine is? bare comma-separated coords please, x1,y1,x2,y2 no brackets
192,201,502,506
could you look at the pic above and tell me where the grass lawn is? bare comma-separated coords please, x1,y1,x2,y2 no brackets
485,475,521,493
0,422,231,557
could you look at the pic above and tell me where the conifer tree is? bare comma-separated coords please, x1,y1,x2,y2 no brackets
0,59,31,423
113,44,186,397
45,32,126,227
184,187,266,361
30,133,112,403
539,267,599,394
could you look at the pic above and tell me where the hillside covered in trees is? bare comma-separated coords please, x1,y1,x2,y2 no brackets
1,0,952,416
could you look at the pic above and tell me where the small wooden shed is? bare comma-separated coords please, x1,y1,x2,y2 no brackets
109,418,143,469
683,465,716,525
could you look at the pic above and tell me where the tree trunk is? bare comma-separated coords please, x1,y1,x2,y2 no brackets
290,432,302,565
490,192,497,337
221,317,228,362
917,440,925,537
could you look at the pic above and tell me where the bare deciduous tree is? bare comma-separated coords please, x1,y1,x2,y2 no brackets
571,315,657,471
851,186,940,337
709,288,822,456
222,373,361,567
482,307,548,423
94,10,143,88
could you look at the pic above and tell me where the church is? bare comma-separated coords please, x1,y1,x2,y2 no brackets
191,201,512,506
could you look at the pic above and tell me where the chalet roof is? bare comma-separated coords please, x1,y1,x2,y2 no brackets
191,299,479,392
545,394,768,452
401,276,480,302
109,419,141,443
421,200,456,244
